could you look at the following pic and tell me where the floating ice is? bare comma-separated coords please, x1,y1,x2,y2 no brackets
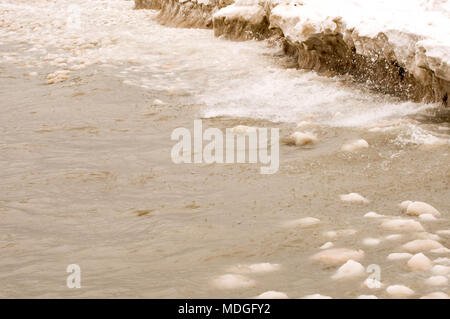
385,234,403,241
434,257,450,266
301,294,332,299
323,229,357,238
436,230,450,237
282,217,320,228
431,247,450,254
407,253,433,271
341,139,369,152
363,238,381,246
419,214,438,221
399,200,413,212
229,263,281,274
431,265,450,275
403,239,444,253
152,99,165,105
357,295,378,299
340,193,369,204
311,248,364,265
406,201,441,217
255,291,288,299
320,242,334,250
380,219,424,232
416,232,441,241
364,212,384,218
287,131,318,146
420,292,450,299
332,260,365,280
387,253,413,261
425,276,448,286
386,285,415,298
211,274,255,289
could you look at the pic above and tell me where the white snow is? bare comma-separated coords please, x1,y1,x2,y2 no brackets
269,0,450,82
213,0,266,24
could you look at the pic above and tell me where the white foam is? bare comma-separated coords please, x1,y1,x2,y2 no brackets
229,263,281,274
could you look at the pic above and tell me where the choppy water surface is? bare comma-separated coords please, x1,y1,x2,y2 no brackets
0,0,449,298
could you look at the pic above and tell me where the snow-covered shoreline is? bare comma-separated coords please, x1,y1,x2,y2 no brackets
136,0,450,105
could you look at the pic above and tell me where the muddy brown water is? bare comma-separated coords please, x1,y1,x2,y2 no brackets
0,0,449,298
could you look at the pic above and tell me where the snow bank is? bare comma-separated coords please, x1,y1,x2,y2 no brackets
213,0,270,39
136,0,233,28
268,0,450,104
137,0,450,104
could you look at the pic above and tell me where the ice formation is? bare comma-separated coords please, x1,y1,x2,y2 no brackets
136,0,450,105
211,274,256,289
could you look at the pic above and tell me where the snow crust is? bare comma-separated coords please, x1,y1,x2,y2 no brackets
215,0,450,83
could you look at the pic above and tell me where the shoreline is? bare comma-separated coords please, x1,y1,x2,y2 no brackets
135,0,449,106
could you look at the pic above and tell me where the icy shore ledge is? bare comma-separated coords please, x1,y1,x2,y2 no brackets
135,0,450,105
